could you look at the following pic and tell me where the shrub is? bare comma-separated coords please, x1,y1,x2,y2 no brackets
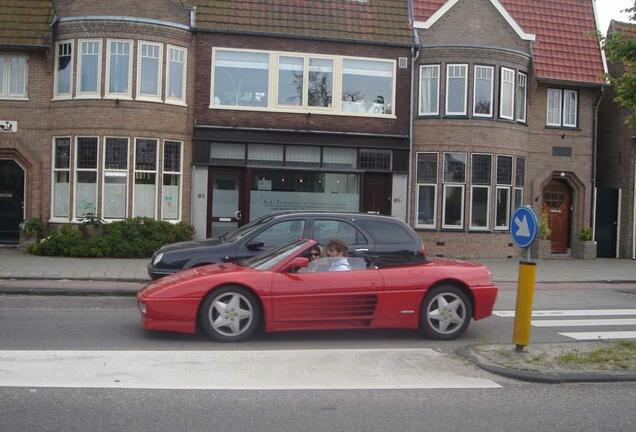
29,218,194,258
538,212,551,240
579,227,593,242
20,217,43,237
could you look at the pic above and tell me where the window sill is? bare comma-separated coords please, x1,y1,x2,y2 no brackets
52,96,73,101
208,104,397,119
162,219,182,224
441,227,465,231
49,218,71,224
0,96,29,101
165,99,188,107
443,113,468,118
74,95,102,100
545,125,580,131
104,95,133,101
135,96,163,103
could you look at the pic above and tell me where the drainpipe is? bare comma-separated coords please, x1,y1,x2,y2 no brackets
632,155,636,259
407,0,420,226
591,86,604,238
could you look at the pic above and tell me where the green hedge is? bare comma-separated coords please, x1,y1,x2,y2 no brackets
29,218,194,258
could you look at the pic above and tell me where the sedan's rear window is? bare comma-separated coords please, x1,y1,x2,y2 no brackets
357,220,413,245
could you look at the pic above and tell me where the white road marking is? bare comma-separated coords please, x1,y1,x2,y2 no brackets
0,348,501,390
558,331,636,340
494,309,636,318
532,318,636,327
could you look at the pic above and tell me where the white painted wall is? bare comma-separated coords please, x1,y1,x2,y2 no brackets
191,166,208,240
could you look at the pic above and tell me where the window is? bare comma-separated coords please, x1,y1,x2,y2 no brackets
499,67,515,120
342,58,394,114
563,90,578,127
514,157,525,210
106,40,132,98
133,138,158,218
473,65,494,117
322,147,357,169
308,58,333,108
445,64,467,115
252,220,305,248
516,72,527,122
313,220,366,246
77,39,101,98
357,220,412,245
210,143,246,164
54,41,74,99
102,138,129,220
285,146,320,167
0,55,27,99
248,144,284,166
547,88,562,126
277,56,304,107
52,138,71,220
137,42,163,101
74,137,99,219
415,152,438,229
166,45,187,105
547,88,577,127
419,65,439,116
495,155,513,230
359,149,391,171
213,49,269,107
470,154,491,230
162,141,182,221
442,152,466,229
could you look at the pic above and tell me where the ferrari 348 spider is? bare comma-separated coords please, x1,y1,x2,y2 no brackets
137,239,498,342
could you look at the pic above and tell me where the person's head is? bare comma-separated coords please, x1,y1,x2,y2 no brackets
309,246,323,261
326,239,348,257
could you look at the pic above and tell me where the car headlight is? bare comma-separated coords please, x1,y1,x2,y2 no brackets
153,253,164,266
138,301,147,314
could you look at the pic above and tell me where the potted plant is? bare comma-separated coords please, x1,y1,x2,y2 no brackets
531,211,552,259
572,227,597,259
19,217,42,251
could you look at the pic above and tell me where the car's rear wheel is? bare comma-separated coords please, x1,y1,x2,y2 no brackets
199,285,260,342
420,284,472,340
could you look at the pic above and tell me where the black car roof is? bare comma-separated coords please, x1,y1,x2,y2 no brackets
267,211,402,222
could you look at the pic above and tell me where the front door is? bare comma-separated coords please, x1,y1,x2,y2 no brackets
595,188,619,258
208,168,246,239
542,179,572,253
362,173,392,215
0,160,25,244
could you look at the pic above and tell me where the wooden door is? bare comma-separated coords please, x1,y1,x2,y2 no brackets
542,180,571,253
362,173,392,215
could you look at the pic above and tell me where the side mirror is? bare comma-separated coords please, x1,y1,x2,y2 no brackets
285,257,309,272
246,241,265,251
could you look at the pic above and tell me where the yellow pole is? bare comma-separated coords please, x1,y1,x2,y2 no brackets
513,261,537,352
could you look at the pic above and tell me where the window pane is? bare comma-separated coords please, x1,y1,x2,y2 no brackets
9,56,26,96
342,59,393,114
420,65,439,115
547,89,562,125
417,185,436,226
53,171,70,218
496,187,510,228
76,138,98,169
359,149,391,171
444,152,466,183
471,154,492,185
516,73,527,121
277,56,303,106
168,47,185,99
162,173,180,220
253,220,305,247
444,186,463,227
164,141,181,172
104,172,127,219
516,157,525,186
109,41,130,94
285,146,320,167
564,90,577,127
134,172,156,217
54,138,70,169
248,144,284,166
140,43,160,96
446,65,466,114
80,41,99,93
322,147,357,169
500,68,514,118
214,50,269,107
210,143,245,164
57,43,72,95
471,187,489,228
76,171,97,217
104,138,128,170
135,139,157,171
357,220,412,244
496,155,512,185
313,219,365,246
474,66,493,115
514,188,523,210
308,58,333,108
417,153,437,183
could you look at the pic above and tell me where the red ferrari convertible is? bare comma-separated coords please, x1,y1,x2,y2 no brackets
137,240,498,342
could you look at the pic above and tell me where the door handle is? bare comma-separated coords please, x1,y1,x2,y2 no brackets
355,248,369,252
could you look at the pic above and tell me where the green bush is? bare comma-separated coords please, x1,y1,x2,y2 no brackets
29,218,194,258
20,217,43,236
579,227,593,242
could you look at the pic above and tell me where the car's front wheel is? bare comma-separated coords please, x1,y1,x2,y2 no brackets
199,285,261,342
420,284,472,340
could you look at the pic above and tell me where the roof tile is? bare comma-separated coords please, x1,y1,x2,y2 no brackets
0,0,53,47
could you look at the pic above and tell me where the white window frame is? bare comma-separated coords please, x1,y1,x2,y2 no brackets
415,152,439,229
419,64,440,116
132,137,159,219
469,153,492,231
73,136,100,222
50,136,72,223
53,40,74,100
0,55,28,100
445,63,468,116
563,89,578,128
546,88,562,127
516,72,527,123
499,67,515,120
136,41,163,102
209,47,397,119
105,39,133,100
473,65,494,118
495,154,513,231
101,137,130,221
495,186,511,231
76,39,102,99
161,140,184,222
442,151,466,229
514,187,524,210
165,45,187,106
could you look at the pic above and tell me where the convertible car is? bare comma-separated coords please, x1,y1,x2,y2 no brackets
137,240,498,342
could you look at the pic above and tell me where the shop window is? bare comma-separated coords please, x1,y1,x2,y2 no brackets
162,141,182,221
445,64,467,115
322,147,357,169
495,155,513,230
470,154,491,230
106,39,132,98
516,72,527,122
0,55,27,99
133,138,158,218
252,220,305,248
210,143,245,164
442,152,466,229
77,39,101,98
102,137,129,220
248,144,284,166
342,58,394,115
473,65,493,117
419,65,439,116
415,152,437,229
308,58,333,108
213,49,269,107
166,45,187,104
54,41,74,99
313,219,367,246
52,137,71,220
74,137,99,219
285,146,320,167
277,56,304,107
137,41,163,101
359,149,391,171
499,67,515,120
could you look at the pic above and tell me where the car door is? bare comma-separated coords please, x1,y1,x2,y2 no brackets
270,260,383,327
309,218,372,259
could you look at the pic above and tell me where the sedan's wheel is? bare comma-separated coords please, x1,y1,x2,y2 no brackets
420,285,472,340
200,286,261,342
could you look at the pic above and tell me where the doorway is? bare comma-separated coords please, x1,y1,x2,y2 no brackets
542,179,572,253
362,173,392,215
0,160,25,244
595,188,619,258
207,168,246,239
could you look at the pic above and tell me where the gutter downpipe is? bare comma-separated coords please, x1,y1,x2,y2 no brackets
633,150,636,259
592,86,604,242
407,0,421,226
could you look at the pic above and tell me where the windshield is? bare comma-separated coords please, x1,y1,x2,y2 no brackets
240,240,310,271
224,215,273,243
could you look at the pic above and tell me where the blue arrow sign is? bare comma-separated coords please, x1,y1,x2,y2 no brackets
511,205,538,248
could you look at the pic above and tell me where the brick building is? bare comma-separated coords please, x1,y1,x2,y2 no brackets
597,20,636,259
410,0,607,258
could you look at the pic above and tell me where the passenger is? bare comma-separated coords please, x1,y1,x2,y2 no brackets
309,245,324,262
326,239,351,272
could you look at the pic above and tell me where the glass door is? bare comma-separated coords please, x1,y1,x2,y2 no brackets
209,169,245,239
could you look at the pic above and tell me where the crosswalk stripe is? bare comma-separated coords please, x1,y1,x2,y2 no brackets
0,349,501,390
532,318,636,327
494,309,636,318
558,331,636,340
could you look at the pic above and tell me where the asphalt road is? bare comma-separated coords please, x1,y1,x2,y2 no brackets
1,283,636,431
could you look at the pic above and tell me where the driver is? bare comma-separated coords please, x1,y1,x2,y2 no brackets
326,239,351,272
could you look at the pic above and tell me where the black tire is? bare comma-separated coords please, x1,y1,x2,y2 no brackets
420,284,472,340
199,285,261,342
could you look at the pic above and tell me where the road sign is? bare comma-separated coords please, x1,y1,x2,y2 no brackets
511,205,538,249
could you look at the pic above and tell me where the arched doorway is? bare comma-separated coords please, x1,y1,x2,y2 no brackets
0,160,25,244
542,179,572,253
